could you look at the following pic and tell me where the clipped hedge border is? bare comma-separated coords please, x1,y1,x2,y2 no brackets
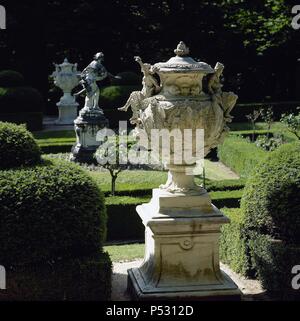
218,135,267,177
0,252,112,301
105,191,243,241
219,208,251,276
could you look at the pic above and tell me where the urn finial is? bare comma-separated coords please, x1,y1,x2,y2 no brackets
174,41,190,56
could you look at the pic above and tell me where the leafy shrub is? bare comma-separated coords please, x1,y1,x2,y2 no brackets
111,71,141,86
0,122,41,169
218,135,267,177
220,208,250,276
241,143,300,243
0,70,25,87
255,133,284,151
0,86,44,113
0,158,107,266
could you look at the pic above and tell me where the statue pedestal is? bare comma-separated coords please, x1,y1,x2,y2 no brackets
127,188,241,300
70,107,109,164
55,102,79,125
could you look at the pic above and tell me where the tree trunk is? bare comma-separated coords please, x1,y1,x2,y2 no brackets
111,175,117,196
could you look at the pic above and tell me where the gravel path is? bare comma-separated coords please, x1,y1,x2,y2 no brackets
112,260,268,301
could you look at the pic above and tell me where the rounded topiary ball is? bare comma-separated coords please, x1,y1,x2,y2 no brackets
0,158,106,266
0,70,25,87
241,143,300,243
0,122,41,169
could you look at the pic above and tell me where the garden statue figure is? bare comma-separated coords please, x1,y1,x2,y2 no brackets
118,56,160,124
75,52,109,111
71,51,118,164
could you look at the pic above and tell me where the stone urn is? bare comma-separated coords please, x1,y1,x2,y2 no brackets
123,41,241,300
51,58,80,125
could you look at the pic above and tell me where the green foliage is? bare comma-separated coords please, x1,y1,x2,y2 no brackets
0,70,25,87
218,135,267,177
111,71,141,86
280,110,300,140
248,233,300,299
241,143,300,243
255,133,284,151
0,158,107,266
0,86,44,113
0,253,112,301
0,122,41,169
219,208,250,276
224,0,291,52
99,85,141,109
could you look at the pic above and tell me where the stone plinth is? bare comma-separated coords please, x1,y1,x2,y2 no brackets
127,188,241,301
70,107,109,164
55,101,79,125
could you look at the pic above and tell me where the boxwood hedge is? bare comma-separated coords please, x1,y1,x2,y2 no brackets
0,122,41,169
0,158,107,266
241,143,300,243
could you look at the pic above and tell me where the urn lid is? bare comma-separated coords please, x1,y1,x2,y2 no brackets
154,41,214,74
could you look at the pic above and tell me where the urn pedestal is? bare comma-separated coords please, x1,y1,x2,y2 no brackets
55,100,79,125
51,58,81,125
123,42,241,300
70,107,109,164
127,189,241,300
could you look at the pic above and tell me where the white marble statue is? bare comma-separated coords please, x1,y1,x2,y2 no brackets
118,56,160,124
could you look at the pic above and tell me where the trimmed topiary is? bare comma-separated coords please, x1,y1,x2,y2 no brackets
0,158,107,266
0,70,25,87
241,142,300,243
0,122,41,169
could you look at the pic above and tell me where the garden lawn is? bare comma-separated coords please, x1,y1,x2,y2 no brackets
90,160,239,194
104,243,145,262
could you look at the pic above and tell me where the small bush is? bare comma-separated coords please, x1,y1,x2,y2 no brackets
111,71,141,86
217,135,267,177
0,70,25,87
0,86,44,113
241,143,300,243
0,122,41,169
0,158,107,266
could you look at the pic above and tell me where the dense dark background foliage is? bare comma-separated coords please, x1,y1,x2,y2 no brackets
0,0,299,103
